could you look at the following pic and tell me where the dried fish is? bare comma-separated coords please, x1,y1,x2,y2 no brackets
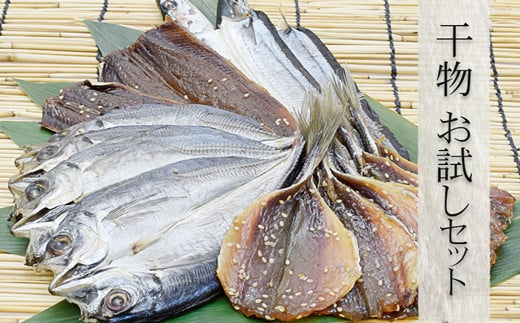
100,22,296,136
11,125,286,224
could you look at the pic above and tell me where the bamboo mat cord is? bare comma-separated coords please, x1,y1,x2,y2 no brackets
95,0,110,62
383,0,402,114
294,0,301,27
490,31,520,176
0,0,10,36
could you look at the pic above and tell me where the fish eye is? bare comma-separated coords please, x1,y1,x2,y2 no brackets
162,0,177,10
105,289,131,313
47,233,72,256
48,132,67,142
37,146,58,161
25,180,47,201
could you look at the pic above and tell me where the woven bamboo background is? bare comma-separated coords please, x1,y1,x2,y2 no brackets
0,0,519,322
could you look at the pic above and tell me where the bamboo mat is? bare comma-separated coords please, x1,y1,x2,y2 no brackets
0,0,519,322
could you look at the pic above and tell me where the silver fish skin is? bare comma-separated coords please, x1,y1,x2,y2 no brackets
49,138,305,322
15,125,171,174
48,103,278,143
16,124,293,177
277,25,346,89
35,155,288,281
11,129,287,225
196,11,320,118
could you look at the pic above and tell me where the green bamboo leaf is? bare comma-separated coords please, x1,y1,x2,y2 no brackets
27,296,344,323
25,300,80,323
84,20,143,56
365,95,418,163
0,121,53,148
491,201,520,285
191,0,220,28
15,79,74,107
0,207,28,256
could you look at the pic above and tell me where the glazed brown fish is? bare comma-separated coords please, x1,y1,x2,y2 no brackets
100,22,297,136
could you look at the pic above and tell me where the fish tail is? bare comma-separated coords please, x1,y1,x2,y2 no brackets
296,78,347,176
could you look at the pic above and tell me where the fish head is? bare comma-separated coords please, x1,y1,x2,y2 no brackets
15,144,64,173
13,163,83,219
51,269,161,322
220,0,250,19
37,211,108,276
158,0,215,34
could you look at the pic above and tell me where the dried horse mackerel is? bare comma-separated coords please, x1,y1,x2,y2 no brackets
8,1,516,322
10,102,300,322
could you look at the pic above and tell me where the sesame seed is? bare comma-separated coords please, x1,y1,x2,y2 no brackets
285,259,290,265
255,299,262,303
236,243,241,249
261,257,267,263
275,305,286,312
278,199,284,205
275,118,281,125
393,266,400,272
283,118,290,125
58,95,64,100
288,269,294,275
265,314,273,320
252,282,258,287
279,220,284,227
295,292,302,296
213,86,218,91
378,280,383,286
234,226,240,231
207,79,213,83
301,303,308,307
281,212,288,218
262,294,268,299
222,77,228,81
337,306,344,312
268,258,274,264
134,85,139,89
310,303,317,308
226,242,233,247
183,95,189,100
318,296,325,301
233,305,240,311
243,92,250,98
89,97,95,102
257,250,263,257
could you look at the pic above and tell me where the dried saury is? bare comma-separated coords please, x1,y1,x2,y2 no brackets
8,0,515,322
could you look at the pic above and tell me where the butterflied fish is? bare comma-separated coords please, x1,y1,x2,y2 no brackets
11,127,287,224
40,80,181,132
34,156,289,283
99,22,297,136
49,137,304,322
47,103,281,143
